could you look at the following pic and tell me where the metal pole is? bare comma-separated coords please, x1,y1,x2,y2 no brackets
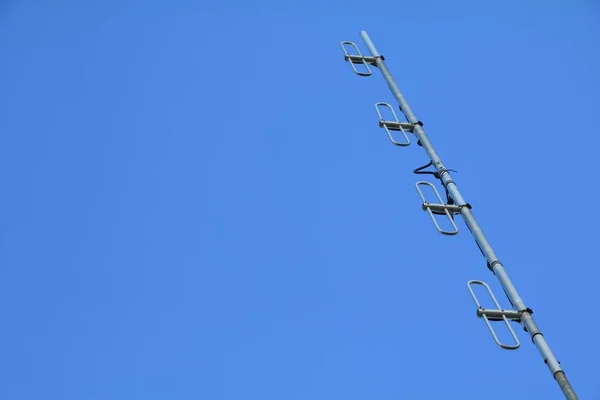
357,30,578,400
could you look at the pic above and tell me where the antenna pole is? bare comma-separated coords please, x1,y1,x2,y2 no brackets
341,30,578,400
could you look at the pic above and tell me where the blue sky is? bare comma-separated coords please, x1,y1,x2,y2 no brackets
0,1,598,399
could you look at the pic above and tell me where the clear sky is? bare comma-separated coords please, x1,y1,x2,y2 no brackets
0,1,598,399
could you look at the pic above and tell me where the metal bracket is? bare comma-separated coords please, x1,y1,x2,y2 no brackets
340,41,376,76
467,280,522,350
415,181,460,235
422,202,462,214
374,102,411,146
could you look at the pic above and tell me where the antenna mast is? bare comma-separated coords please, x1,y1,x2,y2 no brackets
341,30,578,400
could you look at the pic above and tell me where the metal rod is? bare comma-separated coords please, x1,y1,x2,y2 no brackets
357,30,578,400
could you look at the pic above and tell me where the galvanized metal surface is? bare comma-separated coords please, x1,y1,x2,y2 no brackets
467,280,521,350
415,181,459,236
374,102,411,146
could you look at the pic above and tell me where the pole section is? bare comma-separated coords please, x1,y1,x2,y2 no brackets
359,30,578,400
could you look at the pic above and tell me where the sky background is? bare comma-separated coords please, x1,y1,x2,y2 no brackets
0,1,599,399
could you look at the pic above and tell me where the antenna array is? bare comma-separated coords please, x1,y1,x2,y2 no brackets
341,31,578,400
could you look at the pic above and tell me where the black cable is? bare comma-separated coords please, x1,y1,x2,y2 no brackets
413,161,459,206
